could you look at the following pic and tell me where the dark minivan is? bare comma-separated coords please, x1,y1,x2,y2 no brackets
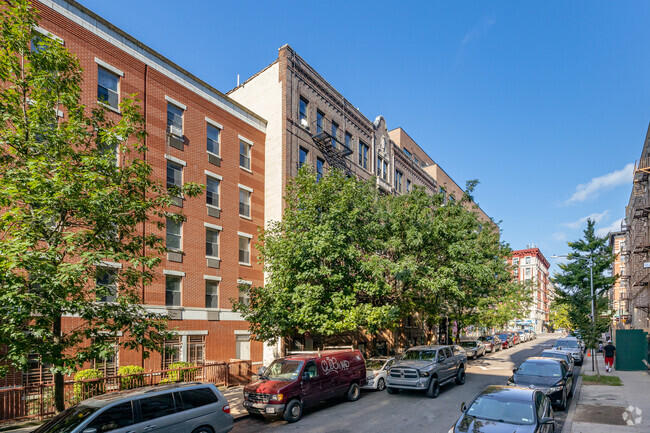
243,349,366,422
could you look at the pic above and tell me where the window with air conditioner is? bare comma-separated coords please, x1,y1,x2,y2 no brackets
167,103,183,137
299,97,309,128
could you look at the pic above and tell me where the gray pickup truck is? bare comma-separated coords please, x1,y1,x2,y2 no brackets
386,345,467,398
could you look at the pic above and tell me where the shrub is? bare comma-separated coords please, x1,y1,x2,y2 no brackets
160,362,198,384
73,369,105,402
118,365,145,390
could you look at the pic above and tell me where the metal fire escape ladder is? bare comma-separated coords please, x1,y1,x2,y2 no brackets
310,120,353,174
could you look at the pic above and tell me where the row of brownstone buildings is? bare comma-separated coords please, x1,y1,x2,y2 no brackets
17,0,493,382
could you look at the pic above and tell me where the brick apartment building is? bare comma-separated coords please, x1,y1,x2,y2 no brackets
610,231,629,325
17,0,267,383
509,247,553,333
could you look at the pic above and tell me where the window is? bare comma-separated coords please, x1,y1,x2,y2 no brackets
239,285,250,305
376,156,382,176
406,179,412,192
331,121,338,148
239,140,251,170
97,67,119,109
304,360,318,378
206,177,219,208
345,132,352,151
235,335,250,360
383,160,388,180
165,275,181,306
140,394,176,421
87,402,134,432
239,236,251,264
299,97,309,127
239,188,251,218
395,170,403,193
358,140,369,169
162,336,181,369
205,280,219,308
376,156,388,181
167,103,183,136
513,257,520,265
166,218,182,251
206,228,219,257
166,160,182,190
188,335,205,365
414,156,419,166
403,148,412,159
96,268,117,302
207,124,220,156
299,147,309,168
525,268,531,279
179,388,218,411
316,110,324,133
316,158,324,181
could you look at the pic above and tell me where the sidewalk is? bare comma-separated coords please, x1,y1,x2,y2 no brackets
565,352,650,433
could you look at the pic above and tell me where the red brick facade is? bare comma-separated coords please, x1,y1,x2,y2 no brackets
28,0,266,374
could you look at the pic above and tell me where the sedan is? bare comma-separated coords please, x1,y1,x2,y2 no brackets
459,340,486,359
508,357,573,411
450,385,555,433
362,356,394,391
477,335,501,353
498,333,514,349
518,331,528,343
539,349,575,376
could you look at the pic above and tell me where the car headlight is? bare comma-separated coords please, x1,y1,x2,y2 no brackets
548,386,563,393
270,394,283,402
419,370,430,377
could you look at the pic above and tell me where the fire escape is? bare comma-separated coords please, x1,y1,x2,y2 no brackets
309,119,353,174
630,157,650,313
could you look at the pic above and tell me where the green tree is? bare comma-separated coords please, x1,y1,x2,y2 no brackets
553,220,615,352
548,300,571,332
0,1,202,411
234,167,394,342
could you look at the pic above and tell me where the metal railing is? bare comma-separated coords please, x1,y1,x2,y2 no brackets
0,360,251,423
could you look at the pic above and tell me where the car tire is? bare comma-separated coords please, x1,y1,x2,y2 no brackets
346,383,361,401
426,378,440,398
377,377,386,391
386,386,399,394
455,367,466,385
283,399,303,423
558,389,567,411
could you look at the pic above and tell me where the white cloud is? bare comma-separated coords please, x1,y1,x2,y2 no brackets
564,163,633,205
460,16,496,47
561,210,611,230
552,232,566,242
596,218,624,237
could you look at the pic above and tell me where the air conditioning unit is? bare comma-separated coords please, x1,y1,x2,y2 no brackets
168,124,182,138
300,118,309,129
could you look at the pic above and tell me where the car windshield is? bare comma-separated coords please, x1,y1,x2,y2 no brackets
460,342,477,348
262,359,304,381
402,350,436,361
467,394,535,425
33,404,99,433
554,339,579,349
366,360,385,370
516,361,562,377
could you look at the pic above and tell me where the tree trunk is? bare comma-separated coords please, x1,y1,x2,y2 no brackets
53,314,65,412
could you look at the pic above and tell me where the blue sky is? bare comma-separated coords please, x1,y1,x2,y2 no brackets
78,0,648,273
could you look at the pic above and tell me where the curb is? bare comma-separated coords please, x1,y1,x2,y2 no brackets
562,373,583,433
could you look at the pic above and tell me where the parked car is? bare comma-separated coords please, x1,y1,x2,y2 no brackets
459,340,486,359
498,332,514,349
529,330,537,340
450,385,555,433
386,345,467,398
507,357,574,410
552,338,584,365
362,356,394,391
243,349,366,422
33,382,233,433
512,332,521,345
518,330,529,342
477,335,501,353
539,349,575,374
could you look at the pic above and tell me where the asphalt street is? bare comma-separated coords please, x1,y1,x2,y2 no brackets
232,334,578,433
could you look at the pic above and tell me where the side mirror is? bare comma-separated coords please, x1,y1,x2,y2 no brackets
257,366,266,376
539,417,554,425
460,402,467,412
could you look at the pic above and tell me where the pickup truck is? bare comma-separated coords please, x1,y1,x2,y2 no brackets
385,345,467,398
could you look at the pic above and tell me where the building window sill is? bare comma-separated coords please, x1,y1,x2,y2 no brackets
239,262,252,267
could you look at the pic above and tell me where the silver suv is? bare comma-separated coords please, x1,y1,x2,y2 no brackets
34,382,233,433
386,345,467,398
553,338,584,366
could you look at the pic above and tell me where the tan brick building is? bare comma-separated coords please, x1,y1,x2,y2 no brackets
509,247,552,333
22,0,267,381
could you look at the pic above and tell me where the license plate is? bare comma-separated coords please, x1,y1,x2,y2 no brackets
253,403,266,409
265,407,276,414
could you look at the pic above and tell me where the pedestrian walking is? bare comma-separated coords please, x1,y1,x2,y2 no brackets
603,340,616,372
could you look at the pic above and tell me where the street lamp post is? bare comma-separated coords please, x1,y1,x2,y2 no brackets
552,254,596,372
